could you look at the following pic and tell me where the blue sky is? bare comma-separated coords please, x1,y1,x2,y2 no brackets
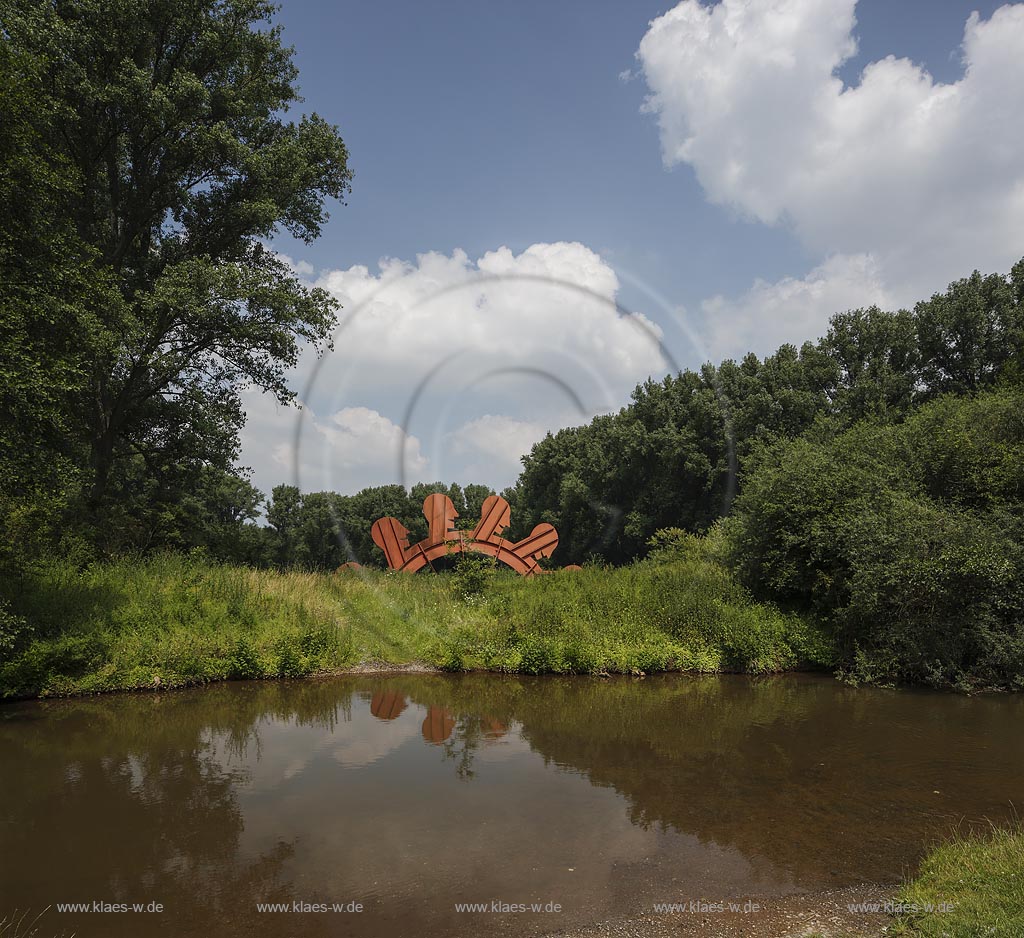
240,0,1024,498
273,0,1003,314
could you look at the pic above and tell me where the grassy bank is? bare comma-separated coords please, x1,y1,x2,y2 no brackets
893,825,1024,937
0,549,834,698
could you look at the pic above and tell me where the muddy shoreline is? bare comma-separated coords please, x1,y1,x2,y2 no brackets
551,884,895,937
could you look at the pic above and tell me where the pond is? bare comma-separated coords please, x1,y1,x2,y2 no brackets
1,673,1021,937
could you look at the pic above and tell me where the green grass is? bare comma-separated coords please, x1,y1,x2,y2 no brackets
0,550,835,698
892,825,1024,937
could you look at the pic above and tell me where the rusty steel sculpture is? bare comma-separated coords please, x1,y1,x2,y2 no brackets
370,493,576,576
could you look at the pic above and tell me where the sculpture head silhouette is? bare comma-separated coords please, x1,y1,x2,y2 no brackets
472,495,511,544
422,493,459,545
527,523,558,559
371,516,411,568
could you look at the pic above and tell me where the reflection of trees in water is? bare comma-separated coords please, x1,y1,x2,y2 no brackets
363,673,1024,885
438,714,508,781
4,671,1022,932
0,689,321,937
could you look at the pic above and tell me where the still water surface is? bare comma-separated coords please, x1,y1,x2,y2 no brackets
1,673,1021,936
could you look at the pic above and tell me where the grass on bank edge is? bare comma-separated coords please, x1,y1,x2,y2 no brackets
891,823,1024,938
0,547,835,698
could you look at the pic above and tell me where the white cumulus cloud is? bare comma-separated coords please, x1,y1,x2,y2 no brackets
447,415,551,485
700,253,893,360
313,241,662,394
238,391,427,497
638,0,1024,356
238,242,666,495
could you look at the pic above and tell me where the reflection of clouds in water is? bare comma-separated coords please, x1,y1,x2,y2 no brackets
330,705,420,769
235,705,422,793
232,685,774,923
240,746,764,918
232,688,764,910
475,728,529,761
233,695,513,791
232,720,328,793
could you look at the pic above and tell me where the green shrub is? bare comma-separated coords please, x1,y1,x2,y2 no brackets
450,551,496,599
729,388,1024,689
0,600,31,656
299,619,338,658
837,496,1024,688
227,638,264,680
274,638,310,679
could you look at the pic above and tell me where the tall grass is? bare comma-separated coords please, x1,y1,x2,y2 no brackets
442,559,832,675
892,824,1024,937
0,550,834,698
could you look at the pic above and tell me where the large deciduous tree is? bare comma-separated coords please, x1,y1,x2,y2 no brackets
0,19,98,567
914,264,1024,397
1,0,352,550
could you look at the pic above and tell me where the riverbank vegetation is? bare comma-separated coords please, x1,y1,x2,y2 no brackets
1,1,1023,696
728,387,1024,690
5,264,1022,694
0,544,833,698
894,824,1024,937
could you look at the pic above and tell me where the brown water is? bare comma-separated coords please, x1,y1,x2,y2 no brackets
1,673,1021,937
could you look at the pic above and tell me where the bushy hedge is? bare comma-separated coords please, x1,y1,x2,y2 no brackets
727,387,1024,689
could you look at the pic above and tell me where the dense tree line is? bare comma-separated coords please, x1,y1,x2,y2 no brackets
507,261,1024,565
728,388,1024,687
500,260,1024,687
258,481,495,569
241,259,1022,594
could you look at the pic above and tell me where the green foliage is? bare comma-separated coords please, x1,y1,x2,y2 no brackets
274,638,311,679
511,259,1024,568
0,11,97,574
511,342,845,563
227,639,264,681
0,600,32,658
647,524,728,565
449,551,497,599
0,553,360,696
0,550,831,697
0,0,351,555
259,481,498,569
3,0,1023,697
728,388,1024,688
915,264,1024,397
821,305,920,421
646,527,702,561
434,550,833,676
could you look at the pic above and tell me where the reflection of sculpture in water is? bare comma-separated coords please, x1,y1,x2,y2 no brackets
421,706,456,744
417,708,508,748
370,690,407,721
370,493,580,576
363,688,509,781
481,718,507,738
365,692,505,747
419,706,510,780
